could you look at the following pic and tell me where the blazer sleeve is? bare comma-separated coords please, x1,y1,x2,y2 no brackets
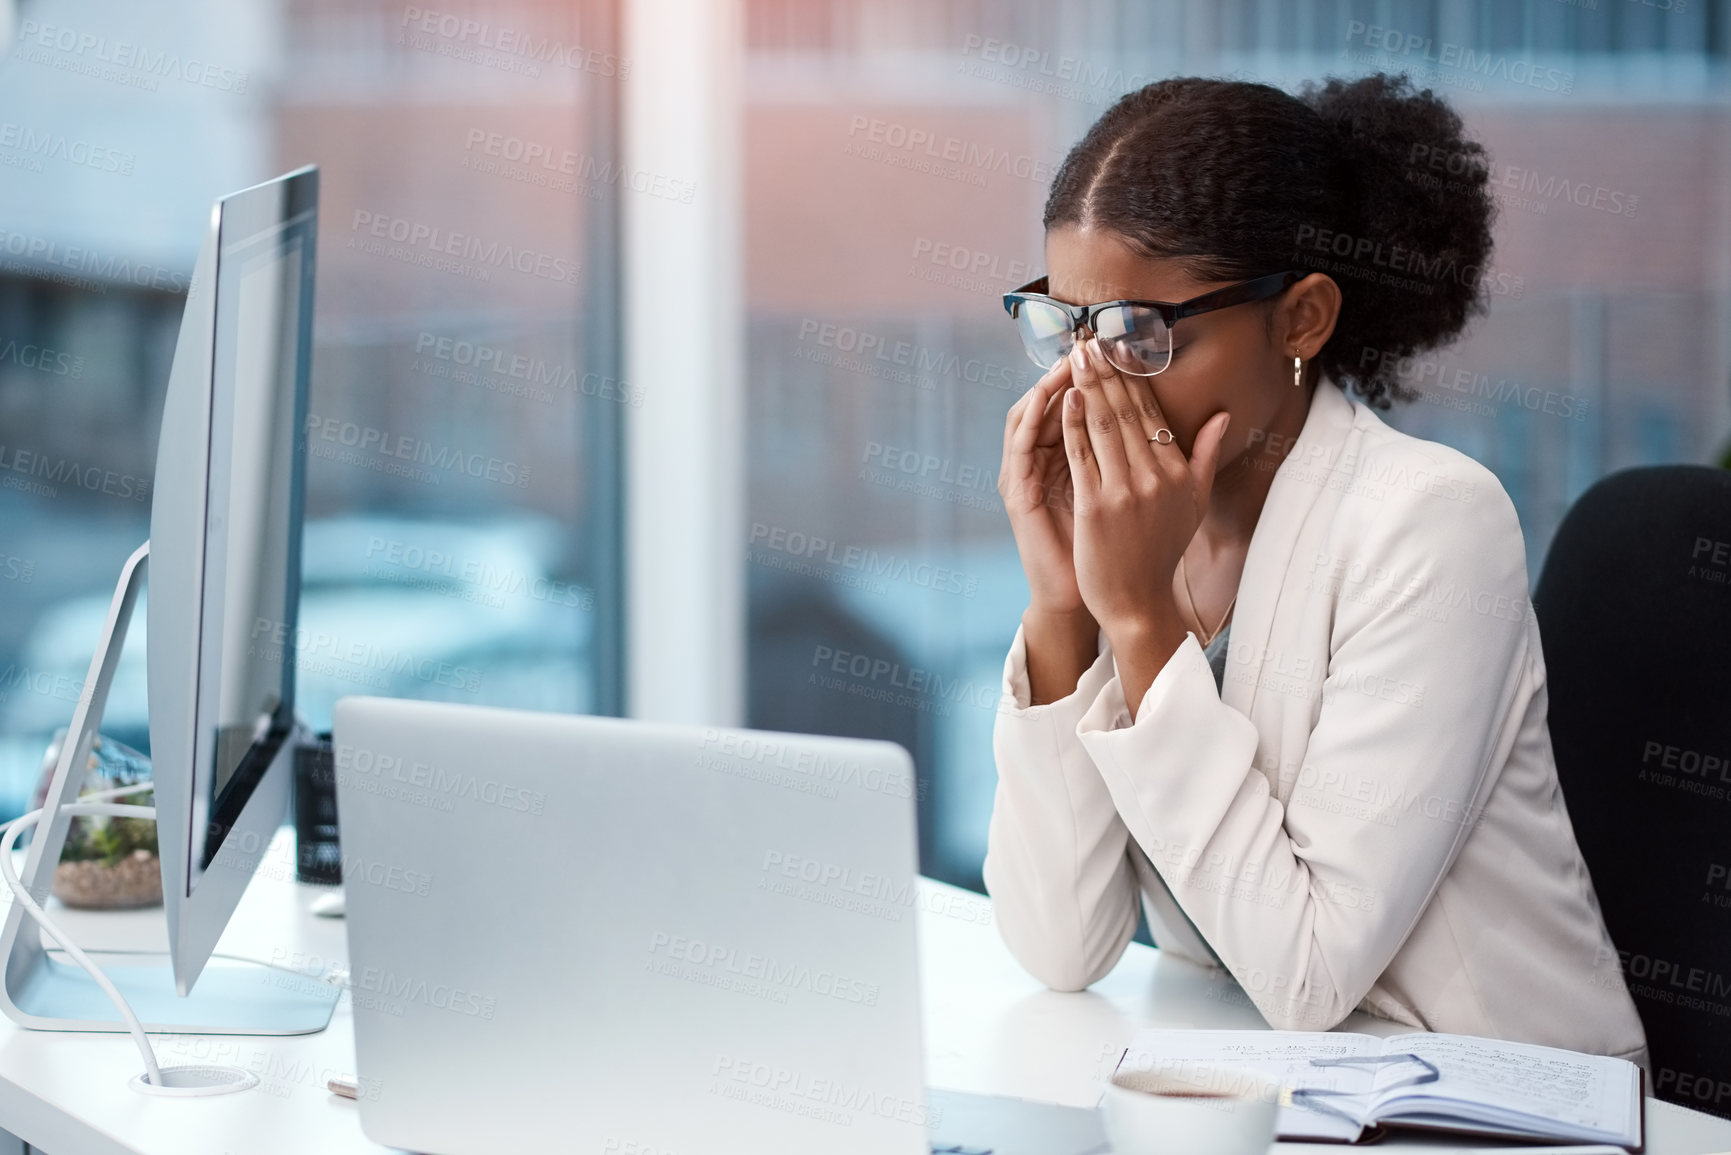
981,620,1142,991
1073,460,1531,1031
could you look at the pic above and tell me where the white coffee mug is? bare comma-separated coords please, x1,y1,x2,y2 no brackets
1101,1061,1282,1155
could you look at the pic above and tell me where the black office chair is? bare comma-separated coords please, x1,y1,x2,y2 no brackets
1533,464,1731,1120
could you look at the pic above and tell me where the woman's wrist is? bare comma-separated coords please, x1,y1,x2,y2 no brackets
1102,599,1190,724
1024,605,1099,656
1021,605,1100,706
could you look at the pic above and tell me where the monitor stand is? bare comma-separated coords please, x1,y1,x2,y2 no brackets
0,542,340,1035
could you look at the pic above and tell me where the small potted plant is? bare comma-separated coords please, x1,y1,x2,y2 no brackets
32,730,161,910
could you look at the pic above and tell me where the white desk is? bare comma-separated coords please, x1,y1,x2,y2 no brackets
2,829,1728,1155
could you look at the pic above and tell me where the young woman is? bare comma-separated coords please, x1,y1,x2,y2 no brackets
984,73,1648,1063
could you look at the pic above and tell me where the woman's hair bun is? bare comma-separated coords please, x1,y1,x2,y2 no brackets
1296,72,1498,404
1043,72,1498,408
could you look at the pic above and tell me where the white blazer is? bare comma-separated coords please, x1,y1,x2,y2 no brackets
983,376,1649,1064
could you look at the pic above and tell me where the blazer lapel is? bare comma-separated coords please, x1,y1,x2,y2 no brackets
1219,377,1360,718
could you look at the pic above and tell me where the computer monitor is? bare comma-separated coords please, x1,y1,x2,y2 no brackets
0,166,340,1035
149,165,317,995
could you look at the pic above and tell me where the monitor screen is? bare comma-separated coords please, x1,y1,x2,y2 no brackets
186,192,315,887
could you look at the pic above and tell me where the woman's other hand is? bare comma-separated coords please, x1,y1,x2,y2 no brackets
1001,354,1104,704
1000,354,1091,620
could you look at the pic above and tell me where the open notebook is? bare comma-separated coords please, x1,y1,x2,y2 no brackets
1117,1029,1644,1150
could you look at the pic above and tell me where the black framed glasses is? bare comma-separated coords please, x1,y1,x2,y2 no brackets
1002,269,1308,377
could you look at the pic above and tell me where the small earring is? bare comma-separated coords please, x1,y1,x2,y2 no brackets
1292,354,1303,389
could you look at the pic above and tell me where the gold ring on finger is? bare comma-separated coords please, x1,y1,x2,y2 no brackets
1148,428,1174,445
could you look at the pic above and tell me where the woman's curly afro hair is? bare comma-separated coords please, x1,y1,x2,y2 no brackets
1042,72,1498,409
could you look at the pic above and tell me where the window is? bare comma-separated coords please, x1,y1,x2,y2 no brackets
740,0,1731,890
5,0,1725,893
0,0,625,818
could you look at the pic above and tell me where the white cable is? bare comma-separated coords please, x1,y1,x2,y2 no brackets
0,783,164,1085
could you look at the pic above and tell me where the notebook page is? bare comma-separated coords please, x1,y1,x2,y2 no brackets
1119,1029,1380,1141
1373,1033,1639,1144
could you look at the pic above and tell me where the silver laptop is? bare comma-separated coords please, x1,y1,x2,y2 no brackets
331,697,1108,1155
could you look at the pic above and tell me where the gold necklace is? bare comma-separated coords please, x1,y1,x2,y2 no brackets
1179,552,1236,649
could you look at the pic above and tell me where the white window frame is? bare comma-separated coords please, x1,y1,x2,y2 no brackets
622,0,746,724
